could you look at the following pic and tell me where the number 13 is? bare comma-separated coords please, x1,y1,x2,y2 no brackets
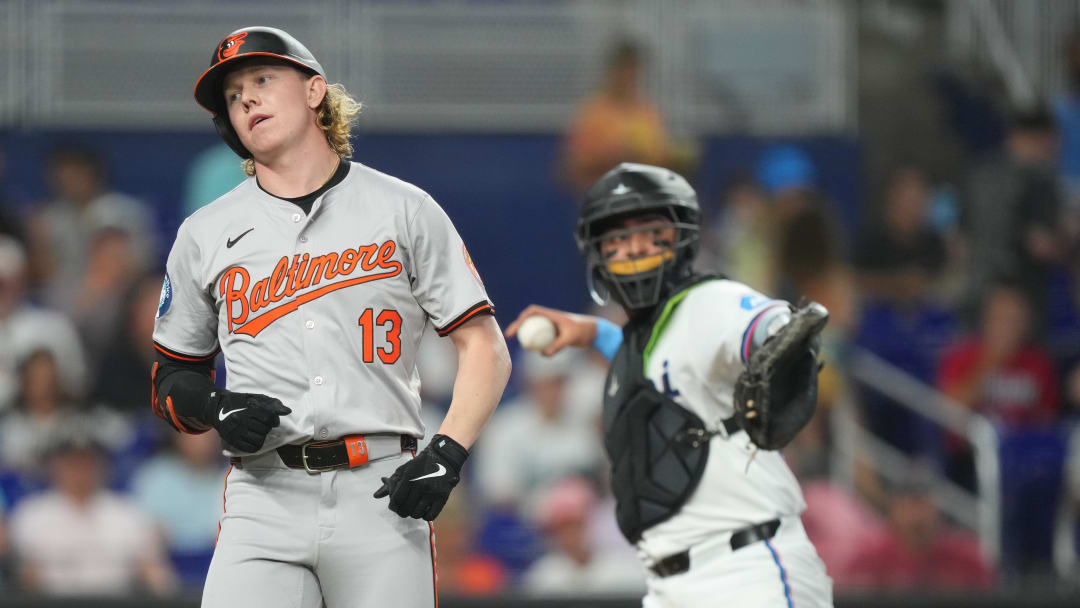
358,308,401,364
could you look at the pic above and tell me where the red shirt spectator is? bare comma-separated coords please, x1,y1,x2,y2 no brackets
938,280,1060,427
938,338,1059,427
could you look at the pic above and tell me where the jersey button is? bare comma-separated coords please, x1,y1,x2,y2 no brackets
319,428,329,439
313,376,324,385
291,213,302,223
299,235,308,243
305,320,315,329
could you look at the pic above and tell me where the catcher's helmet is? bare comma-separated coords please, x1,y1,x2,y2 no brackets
575,163,701,310
193,27,326,159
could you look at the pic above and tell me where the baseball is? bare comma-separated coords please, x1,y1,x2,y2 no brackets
517,315,557,351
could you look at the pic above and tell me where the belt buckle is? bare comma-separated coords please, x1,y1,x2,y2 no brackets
300,443,334,474
651,551,689,577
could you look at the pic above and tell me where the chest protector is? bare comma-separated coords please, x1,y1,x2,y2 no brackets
602,277,719,542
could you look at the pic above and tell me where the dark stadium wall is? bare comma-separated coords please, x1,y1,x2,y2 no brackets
0,132,861,328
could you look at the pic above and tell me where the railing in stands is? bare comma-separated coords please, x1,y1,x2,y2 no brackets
835,346,1002,564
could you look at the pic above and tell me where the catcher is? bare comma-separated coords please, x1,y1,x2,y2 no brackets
506,163,834,607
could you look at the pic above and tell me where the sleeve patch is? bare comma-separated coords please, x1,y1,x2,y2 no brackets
740,294,769,310
463,244,483,284
156,272,173,318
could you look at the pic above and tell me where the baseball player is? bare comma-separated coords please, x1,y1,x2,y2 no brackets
507,163,834,607
151,27,511,608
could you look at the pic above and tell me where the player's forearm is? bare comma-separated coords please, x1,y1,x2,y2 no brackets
439,316,512,449
139,557,179,596
152,355,215,432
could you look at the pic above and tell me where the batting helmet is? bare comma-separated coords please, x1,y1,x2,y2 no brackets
193,26,326,159
575,163,701,310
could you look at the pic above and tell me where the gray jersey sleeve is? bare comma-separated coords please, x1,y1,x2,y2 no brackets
406,195,493,336
152,220,220,360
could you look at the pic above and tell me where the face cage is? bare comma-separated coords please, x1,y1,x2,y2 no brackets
583,219,700,310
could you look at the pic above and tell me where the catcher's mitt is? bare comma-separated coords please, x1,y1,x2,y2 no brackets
733,301,829,450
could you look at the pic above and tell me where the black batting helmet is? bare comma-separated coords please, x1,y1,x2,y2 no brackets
193,26,326,159
575,163,701,310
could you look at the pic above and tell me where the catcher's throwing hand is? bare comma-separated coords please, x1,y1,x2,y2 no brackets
206,390,292,453
733,301,829,450
374,433,468,521
505,305,598,356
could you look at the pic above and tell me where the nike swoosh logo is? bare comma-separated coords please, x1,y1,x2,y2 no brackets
219,407,246,421
409,463,446,482
226,227,255,248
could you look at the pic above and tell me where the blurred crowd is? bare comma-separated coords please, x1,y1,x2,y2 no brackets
1,36,1080,600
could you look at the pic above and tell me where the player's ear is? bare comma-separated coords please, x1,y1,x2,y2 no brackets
307,75,327,110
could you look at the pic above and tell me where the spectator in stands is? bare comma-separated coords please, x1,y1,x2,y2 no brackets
8,432,176,596
773,193,860,352
775,200,849,300
938,278,1060,428
429,491,507,596
53,226,140,363
474,350,604,512
93,272,164,414
757,145,819,223
0,348,130,479
0,350,81,477
851,170,958,456
963,106,1065,324
26,145,156,305
0,236,87,412
699,174,776,293
842,467,994,589
522,477,645,597
760,147,860,338
563,38,693,193
854,165,947,303
130,431,226,589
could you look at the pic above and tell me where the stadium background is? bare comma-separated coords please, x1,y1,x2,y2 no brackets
0,0,1078,606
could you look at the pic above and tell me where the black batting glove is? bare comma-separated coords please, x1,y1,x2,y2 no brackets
203,389,292,453
373,434,468,521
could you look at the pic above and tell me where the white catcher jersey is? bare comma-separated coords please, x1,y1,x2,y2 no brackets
153,162,493,454
634,279,807,559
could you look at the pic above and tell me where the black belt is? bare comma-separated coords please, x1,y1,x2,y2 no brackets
274,435,417,473
649,519,781,577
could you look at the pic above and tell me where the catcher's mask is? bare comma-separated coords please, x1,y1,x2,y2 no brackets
193,26,325,159
575,163,700,310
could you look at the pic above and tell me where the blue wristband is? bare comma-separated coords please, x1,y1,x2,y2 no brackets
593,318,622,361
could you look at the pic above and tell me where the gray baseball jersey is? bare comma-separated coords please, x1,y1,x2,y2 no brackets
153,161,493,454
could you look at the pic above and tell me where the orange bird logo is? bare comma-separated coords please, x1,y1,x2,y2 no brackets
217,32,248,62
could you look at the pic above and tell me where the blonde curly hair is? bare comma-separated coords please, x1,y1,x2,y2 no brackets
242,82,362,176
